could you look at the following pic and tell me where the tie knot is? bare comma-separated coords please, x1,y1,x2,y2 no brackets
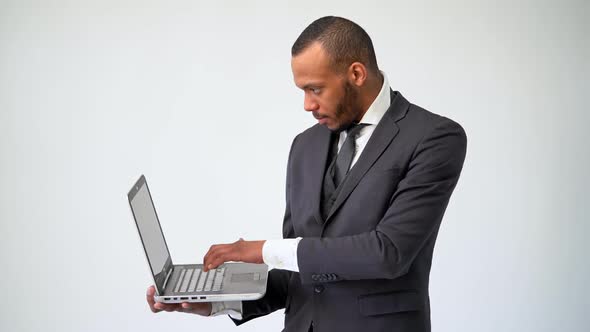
346,123,367,139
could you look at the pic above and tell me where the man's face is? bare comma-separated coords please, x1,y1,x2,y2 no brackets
291,42,362,132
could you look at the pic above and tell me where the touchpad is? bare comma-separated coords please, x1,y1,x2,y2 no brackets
231,273,260,282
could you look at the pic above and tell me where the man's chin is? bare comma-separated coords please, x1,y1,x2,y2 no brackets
317,117,349,132
325,123,348,133
317,118,336,131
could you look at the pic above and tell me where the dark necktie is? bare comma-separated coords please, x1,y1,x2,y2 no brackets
332,123,367,187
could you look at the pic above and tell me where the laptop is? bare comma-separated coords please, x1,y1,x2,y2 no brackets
127,174,268,303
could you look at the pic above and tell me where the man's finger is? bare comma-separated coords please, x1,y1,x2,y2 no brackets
181,301,212,316
208,246,236,270
203,244,227,270
203,244,217,259
204,245,232,271
146,286,162,313
181,302,205,310
154,302,181,312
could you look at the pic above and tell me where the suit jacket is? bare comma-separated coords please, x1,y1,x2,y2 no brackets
232,91,467,332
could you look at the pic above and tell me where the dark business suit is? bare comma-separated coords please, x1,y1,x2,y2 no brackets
232,91,467,331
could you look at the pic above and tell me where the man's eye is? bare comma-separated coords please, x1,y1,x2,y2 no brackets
311,88,321,95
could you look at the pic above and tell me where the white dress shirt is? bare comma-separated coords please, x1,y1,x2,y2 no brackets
210,72,392,318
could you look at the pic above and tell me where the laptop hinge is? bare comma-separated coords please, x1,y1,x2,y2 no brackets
162,267,173,290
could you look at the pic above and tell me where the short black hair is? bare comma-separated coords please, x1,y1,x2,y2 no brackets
291,16,379,74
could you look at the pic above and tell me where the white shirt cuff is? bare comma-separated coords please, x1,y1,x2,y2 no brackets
262,237,303,272
209,301,243,320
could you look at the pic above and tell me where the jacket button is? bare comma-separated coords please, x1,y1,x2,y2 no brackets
314,285,324,294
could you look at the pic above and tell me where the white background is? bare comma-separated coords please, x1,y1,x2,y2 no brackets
1,1,588,331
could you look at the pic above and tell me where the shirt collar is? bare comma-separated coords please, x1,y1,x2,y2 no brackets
358,71,391,126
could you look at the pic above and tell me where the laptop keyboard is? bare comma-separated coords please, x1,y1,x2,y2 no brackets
173,266,225,293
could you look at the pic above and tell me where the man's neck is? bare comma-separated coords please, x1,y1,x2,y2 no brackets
356,72,385,122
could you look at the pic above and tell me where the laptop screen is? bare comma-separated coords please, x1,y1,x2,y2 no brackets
128,176,172,294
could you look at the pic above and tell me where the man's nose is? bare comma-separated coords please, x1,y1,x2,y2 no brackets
304,95,319,112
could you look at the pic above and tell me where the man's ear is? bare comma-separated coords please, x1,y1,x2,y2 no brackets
348,62,368,87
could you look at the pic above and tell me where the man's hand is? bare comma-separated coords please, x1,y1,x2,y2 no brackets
146,285,212,316
203,238,266,272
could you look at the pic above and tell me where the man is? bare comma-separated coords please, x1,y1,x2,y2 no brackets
146,16,466,332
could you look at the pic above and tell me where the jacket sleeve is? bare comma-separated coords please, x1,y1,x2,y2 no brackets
231,136,299,325
296,118,467,285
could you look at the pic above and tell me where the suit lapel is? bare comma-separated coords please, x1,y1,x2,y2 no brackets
325,90,410,223
308,126,334,225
